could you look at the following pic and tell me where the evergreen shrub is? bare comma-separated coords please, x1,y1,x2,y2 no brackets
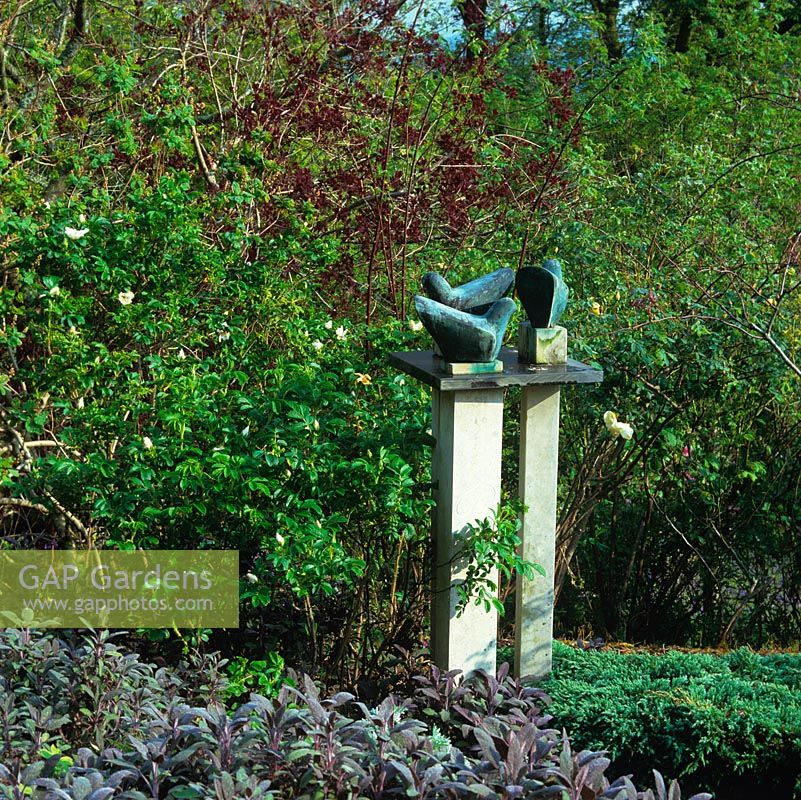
543,642,801,799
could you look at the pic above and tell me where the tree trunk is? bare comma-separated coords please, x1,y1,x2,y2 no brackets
778,2,801,35
537,7,548,48
589,0,622,61
458,0,488,60
674,10,693,53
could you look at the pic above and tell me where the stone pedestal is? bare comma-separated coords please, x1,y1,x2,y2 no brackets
516,385,560,679
518,322,567,365
388,348,603,680
430,388,503,673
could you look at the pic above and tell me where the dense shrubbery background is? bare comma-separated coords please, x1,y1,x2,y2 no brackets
2,0,801,699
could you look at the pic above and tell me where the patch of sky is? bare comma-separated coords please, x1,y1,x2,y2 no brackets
400,0,653,69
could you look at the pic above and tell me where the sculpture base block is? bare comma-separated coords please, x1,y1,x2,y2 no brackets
446,360,504,376
518,323,567,365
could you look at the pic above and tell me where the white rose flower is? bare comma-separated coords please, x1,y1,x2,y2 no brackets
244,572,258,584
64,227,89,240
603,410,633,440
312,339,323,351
48,285,61,297
78,213,86,224
409,319,424,332
76,397,85,409
118,291,135,306
617,422,634,440
324,320,333,330
276,532,286,546
143,436,154,450
335,326,347,340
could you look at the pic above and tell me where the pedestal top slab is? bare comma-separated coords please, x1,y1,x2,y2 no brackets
389,347,603,391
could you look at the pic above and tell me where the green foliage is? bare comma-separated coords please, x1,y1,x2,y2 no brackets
540,4,801,647
223,654,286,704
2,0,801,686
0,0,578,685
455,499,544,616
0,171,441,681
544,642,801,797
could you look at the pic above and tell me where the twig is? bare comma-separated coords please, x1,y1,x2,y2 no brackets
191,124,219,189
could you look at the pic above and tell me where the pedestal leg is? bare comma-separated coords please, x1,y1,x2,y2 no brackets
431,388,504,676
515,385,560,680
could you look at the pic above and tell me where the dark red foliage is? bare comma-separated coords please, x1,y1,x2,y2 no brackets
39,0,579,322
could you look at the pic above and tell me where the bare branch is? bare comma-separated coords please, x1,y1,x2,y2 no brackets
0,497,50,515
191,124,219,190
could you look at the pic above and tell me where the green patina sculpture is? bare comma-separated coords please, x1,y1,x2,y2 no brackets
516,259,569,328
414,295,516,363
422,267,514,314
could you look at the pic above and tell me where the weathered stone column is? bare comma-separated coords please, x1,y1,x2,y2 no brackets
515,384,561,679
430,387,503,674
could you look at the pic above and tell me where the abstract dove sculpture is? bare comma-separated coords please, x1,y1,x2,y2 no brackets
515,259,568,328
515,259,569,364
414,295,516,364
422,267,514,314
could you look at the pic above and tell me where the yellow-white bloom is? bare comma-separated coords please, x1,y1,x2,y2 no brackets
244,572,258,584
409,319,424,332
48,285,61,297
118,291,135,306
604,410,634,440
76,397,85,409
241,425,250,437
64,226,89,240
276,532,286,546
78,213,86,224
312,339,323,350
354,372,372,386
178,348,186,359
217,329,230,342
68,326,78,335
335,326,347,340
590,301,602,315
143,436,154,450
617,422,634,440
324,320,333,330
